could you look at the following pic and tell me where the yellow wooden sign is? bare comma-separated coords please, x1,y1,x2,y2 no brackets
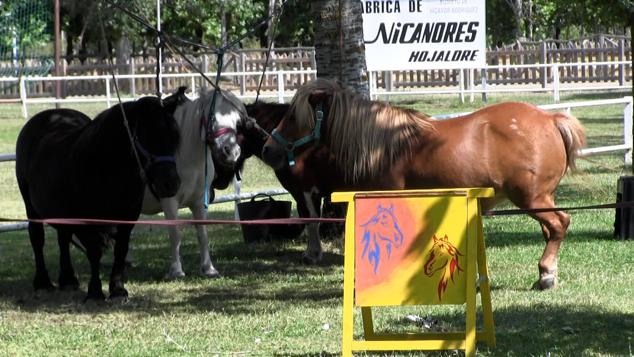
332,188,496,357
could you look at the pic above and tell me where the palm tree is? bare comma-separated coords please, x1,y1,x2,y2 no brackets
311,0,369,98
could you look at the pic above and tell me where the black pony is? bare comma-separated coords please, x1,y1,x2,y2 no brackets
15,97,181,301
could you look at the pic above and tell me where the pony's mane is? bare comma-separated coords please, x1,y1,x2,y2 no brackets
289,78,435,183
197,87,248,121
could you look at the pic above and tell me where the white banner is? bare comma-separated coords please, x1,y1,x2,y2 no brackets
361,0,486,71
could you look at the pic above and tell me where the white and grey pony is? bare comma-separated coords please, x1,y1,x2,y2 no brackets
140,86,247,279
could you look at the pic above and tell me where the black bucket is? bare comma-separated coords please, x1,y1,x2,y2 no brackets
614,176,634,239
237,193,304,243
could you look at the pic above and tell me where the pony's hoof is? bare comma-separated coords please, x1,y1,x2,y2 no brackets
531,274,558,291
108,287,129,303
84,290,106,302
165,270,186,280
200,267,220,278
301,251,323,265
33,276,55,292
59,275,80,291
59,281,80,292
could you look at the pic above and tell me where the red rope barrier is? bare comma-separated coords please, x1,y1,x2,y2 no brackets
1,201,632,226
0,216,345,226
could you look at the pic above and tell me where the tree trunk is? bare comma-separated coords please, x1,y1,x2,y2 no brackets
311,0,369,98
116,35,132,91
267,0,277,48
220,2,227,46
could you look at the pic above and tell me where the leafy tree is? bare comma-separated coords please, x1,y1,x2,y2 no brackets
0,0,51,58
512,0,630,41
266,0,313,47
161,0,264,50
487,0,517,46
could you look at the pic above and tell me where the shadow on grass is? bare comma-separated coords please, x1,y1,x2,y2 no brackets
372,303,634,356
273,353,339,357
565,91,631,102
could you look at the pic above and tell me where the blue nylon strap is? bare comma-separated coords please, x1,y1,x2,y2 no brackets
134,140,177,166
203,147,209,209
203,52,224,209
270,103,324,167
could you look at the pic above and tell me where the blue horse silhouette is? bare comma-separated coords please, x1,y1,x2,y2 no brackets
360,204,405,273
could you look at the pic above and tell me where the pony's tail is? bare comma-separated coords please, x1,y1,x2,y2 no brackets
554,112,586,171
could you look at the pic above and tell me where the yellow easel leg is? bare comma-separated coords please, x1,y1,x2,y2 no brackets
477,215,496,347
465,198,478,357
342,201,357,357
361,307,375,339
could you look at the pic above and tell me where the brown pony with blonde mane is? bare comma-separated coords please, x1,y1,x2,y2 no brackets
285,79,434,183
262,78,586,290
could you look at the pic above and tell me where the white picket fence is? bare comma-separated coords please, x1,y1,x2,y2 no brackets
369,60,632,103
0,60,631,119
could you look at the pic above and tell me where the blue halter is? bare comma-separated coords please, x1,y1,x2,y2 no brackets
134,140,177,171
270,103,324,167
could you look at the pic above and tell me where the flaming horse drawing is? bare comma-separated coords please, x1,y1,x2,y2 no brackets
360,204,405,274
424,234,464,301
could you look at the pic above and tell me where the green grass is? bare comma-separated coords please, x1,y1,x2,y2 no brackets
0,91,633,356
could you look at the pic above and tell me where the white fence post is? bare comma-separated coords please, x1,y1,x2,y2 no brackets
368,71,375,100
480,68,488,103
552,63,560,103
277,71,284,103
105,77,111,108
19,77,27,118
240,52,246,96
459,69,465,103
624,97,633,166
130,60,136,98
468,68,475,103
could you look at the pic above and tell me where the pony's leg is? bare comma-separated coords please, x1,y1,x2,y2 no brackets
28,221,55,291
20,192,54,291
191,203,220,278
319,197,346,239
109,224,131,300
57,227,79,290
526,197,570,290
77,231,105,301
161,198,186,279
301,188,323,264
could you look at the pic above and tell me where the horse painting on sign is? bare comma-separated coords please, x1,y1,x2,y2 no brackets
423,234,464,301
141,86,248,279
15,97,181,301
261,78,586,290
360,204,404,274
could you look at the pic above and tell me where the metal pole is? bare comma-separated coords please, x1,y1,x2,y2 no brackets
156,0,163,96
54,0,61,109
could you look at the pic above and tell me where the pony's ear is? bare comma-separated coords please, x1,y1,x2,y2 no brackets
162,86,189,114
242,116,256,130
176,86,189,103
442,234,449,241
433,234,439,242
